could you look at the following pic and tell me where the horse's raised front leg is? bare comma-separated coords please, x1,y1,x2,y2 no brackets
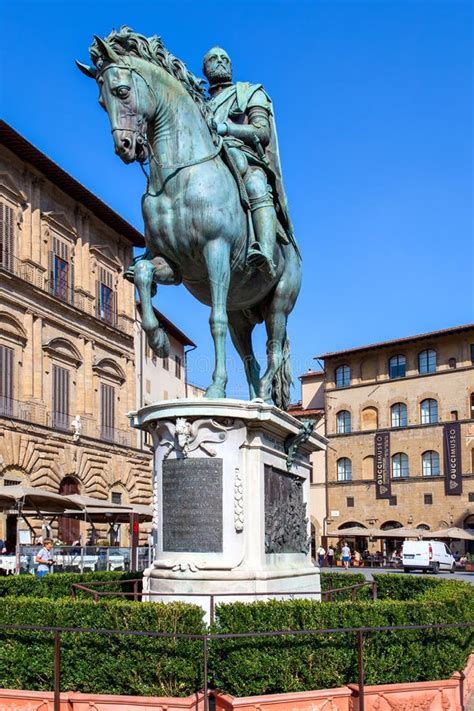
204,240,231,399
134,260,170,358
228,310,260,400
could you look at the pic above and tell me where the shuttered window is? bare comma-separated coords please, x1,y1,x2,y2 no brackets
96,267,116,325
52,364,70,430
175,355,182,379
101,383,115,440
0,345,14,415
0,202,14,271
49,237,73,303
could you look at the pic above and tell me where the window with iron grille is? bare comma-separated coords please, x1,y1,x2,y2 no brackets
101,383,115,441
0,202,14,271
52,364,70,430
0,344,14,416
175,355,182,379
49,237,73,303
111,491,122,505
424,494,433,505
4,479,20,486
96,267,115,325
469,493,474,503
389,496,397,506
346,497,354,507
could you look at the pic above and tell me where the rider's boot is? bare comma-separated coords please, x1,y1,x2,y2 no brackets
247,202,277,281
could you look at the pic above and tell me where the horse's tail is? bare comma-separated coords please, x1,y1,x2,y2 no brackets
272,334,293,411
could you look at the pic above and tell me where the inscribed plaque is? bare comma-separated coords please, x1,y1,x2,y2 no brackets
162,458,223,552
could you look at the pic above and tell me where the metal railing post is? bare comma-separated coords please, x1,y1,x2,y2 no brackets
357,630,365,711
54,630,61,711
203,636,209,711
210,595,215,626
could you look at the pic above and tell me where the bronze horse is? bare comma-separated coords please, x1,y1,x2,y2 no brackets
77,29,301,410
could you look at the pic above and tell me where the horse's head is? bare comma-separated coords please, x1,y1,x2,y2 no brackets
77,36,155,164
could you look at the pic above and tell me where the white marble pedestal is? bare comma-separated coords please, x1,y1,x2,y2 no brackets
129,399,327,617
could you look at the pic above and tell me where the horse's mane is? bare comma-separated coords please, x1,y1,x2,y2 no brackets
90,27,216,133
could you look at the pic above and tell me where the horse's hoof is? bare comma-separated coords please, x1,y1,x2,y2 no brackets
205,385,226,399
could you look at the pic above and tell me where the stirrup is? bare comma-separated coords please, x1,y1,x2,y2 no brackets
247,245,276,280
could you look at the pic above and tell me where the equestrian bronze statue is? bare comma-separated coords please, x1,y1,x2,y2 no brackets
77,27,302,410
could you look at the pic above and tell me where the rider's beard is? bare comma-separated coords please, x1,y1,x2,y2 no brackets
206,65,232,86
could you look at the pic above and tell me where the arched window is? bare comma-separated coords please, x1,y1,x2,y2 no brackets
336,410,351,434
381,521,403,530
391,402,407,428
335,365,350,388
420,398,438,424
422,451,440,477
361,406,378,430
337,457,352,481
392,453,409,478
389,355,406,379
418,349,437,374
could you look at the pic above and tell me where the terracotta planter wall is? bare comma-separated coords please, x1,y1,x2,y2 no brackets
0,656,472,711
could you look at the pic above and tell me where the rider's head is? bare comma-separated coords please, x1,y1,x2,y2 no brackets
203,47,232,86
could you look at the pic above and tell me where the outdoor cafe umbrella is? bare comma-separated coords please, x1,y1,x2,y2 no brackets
0,485,83,514
423,527,474,541
0,485,83,574
326,526,382,538
380,527,425,539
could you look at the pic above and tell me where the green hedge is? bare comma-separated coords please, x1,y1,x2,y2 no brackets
0,575,471,697
209,578,474,696
320,572,369,600
0,571,143,599
0,596,204,696
371,573,446,600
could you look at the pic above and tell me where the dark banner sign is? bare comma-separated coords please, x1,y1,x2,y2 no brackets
444,423,462,495
375,431,391,499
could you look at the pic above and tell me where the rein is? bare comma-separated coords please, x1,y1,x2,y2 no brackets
101,61,222,188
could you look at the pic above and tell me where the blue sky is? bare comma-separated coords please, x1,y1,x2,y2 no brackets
1,0,472,399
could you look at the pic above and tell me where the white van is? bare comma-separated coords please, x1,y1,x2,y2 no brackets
402,540,455,573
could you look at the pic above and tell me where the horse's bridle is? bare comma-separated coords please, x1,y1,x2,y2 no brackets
99,61,222,175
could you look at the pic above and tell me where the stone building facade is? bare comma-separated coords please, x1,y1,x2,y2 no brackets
322,324,474,553
0,121,192,547
295,324,474,555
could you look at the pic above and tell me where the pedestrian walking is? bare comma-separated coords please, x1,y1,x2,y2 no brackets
35,539,55,577
341,542,351,569
317,544,326,568
327,545,335,567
